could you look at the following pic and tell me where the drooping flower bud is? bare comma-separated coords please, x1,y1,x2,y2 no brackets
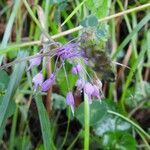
41,73,55,92
32,72,43,89
92,85,100,99
84,82,94,104
72,64,82,74
76,79,85,90
28,53,42,70
66,91,75,114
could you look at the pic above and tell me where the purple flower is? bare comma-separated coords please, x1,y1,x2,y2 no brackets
57,43,82,60
66,91,75,114
84,82,94,104
76,79,85,90
72,64,82,74
92,85,100,99
28,53,42,70
32,72,43,89
41,73,55,92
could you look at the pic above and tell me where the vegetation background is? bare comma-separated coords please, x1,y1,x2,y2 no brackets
0,0,150,149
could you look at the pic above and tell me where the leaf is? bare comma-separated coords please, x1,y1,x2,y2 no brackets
35,95,54,150
75,101,107,126
50,0,65,5
52,93,67,110
0,0,20,64
101,131,137,150
126,81,150,107
112,13,150,59
61,0,87,26
85,0,110,18
0,70,9,99
57,67,78,95
96,23,109,41
80,15,98,27
0,51,28,137
93,114,130,136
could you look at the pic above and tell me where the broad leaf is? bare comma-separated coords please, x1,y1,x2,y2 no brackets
80,15,98,27
75,101,107,126
101,131,137,150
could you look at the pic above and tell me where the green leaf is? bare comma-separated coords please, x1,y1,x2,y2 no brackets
0,51,28,137
101,131,137,150
0,70,9,99
80,15,98,27
52,93,67,110
86,0,110,18
0,70,9,88
0,0,20,64
75,101,107,126
112,13,150,59
61,0,87,26
93,114,131,136
35,95,54,150
50,0,65,5
126,81,150,107
57,67,77,95
96,24,109,41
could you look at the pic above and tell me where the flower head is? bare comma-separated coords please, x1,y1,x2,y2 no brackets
41,73,55,92
32,72,43,89
72,64,82,74
57,43,82,60
66,91,75,114
28,53,42,70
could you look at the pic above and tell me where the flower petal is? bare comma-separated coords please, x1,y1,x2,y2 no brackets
32,72,43,89
28,53,42,70
84,82,94,103
66,91,75,114
41,74,55,91
72,64,82,74
92,85,100,99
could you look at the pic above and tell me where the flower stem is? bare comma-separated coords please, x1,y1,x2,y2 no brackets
84,94,90,150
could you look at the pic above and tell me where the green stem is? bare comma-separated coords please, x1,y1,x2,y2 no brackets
136,129,150,149
9,105,19,150
60,108,71,149
84,94,90,150
67,130,82,150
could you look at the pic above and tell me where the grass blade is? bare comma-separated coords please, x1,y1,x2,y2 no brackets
0,51,28,132
0,0,20,64
61,0,87,27
35,95,55,150
112,13,150,59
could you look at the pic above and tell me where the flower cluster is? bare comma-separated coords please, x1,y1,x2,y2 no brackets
30,42,102,114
